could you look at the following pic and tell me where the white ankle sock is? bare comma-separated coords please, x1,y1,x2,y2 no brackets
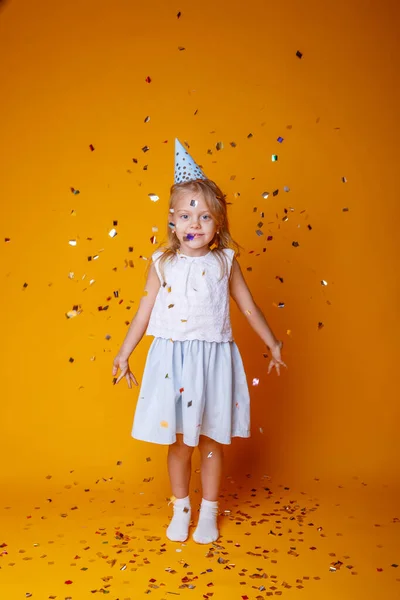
166,495,191,542
192,498,219,544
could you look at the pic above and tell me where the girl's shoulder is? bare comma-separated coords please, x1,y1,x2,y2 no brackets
219,247,235,262
151,247,169,262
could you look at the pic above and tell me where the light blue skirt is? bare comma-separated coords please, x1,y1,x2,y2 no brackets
131,337,251,447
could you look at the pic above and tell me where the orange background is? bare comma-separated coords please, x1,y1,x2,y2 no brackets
1,0,399,498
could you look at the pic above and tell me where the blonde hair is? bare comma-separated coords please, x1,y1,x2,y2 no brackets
146,178,243,284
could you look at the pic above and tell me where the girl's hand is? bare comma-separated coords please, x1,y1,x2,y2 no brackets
267,340,288,376
112,354,138,388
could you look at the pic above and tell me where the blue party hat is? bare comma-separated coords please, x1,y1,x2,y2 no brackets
174,138,208,184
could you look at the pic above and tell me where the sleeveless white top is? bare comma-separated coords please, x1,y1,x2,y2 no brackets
146,248,235,342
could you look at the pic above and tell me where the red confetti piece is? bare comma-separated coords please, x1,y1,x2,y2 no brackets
65,580,73,584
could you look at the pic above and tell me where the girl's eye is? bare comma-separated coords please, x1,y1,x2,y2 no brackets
180,214,211,220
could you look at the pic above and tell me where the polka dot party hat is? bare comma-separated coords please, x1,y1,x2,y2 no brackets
174,138,208,184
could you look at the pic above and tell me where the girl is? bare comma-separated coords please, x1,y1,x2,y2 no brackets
112,148,287,545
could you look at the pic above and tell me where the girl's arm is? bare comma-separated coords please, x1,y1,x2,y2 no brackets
229,258,279,351
118,263,161,358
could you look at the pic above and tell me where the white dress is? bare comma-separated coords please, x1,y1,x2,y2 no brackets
131,248,251,447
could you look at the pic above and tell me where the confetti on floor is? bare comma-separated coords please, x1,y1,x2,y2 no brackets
0,466,398,599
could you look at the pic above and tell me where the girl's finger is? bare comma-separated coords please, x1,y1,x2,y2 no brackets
116,370,126,384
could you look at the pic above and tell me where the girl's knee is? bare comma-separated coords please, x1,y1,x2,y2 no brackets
198,435,222,453
171,434,194,454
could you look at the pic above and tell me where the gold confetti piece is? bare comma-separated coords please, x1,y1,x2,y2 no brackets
160,421,168,428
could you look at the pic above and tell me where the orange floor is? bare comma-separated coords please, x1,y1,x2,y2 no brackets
1,465,398,599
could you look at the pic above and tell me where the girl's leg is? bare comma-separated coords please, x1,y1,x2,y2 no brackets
193,435,223,544
167,433,194,498
166,434,194,542
197,434,224,500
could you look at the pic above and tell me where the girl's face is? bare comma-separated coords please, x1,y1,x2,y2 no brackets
171,190,217,256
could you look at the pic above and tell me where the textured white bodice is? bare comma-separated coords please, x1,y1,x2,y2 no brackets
146,248,235,342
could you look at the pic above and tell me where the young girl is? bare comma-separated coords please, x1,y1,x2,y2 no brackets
112,140,287,545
